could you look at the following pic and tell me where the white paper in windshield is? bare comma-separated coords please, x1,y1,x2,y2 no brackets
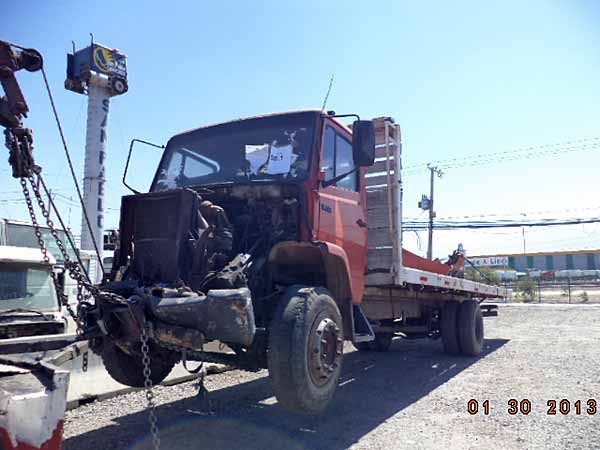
245,144,270,175
158,169,178,189
266,144,294,174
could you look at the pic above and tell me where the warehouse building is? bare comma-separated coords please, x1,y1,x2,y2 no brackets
469,249,600,272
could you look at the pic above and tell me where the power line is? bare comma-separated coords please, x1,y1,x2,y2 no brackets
402,217,600,231
402,137,600,174
404,137,600,170
403,205,600,222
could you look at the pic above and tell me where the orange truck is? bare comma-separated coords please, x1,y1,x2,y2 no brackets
83,110,506,415
1,42,506,446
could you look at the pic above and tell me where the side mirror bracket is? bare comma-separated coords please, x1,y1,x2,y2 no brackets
123,139,165,194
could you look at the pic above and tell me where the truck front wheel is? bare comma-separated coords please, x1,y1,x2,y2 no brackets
268,285,344,415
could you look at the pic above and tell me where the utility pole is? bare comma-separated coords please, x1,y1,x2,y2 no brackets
419,164,443,260
521,213,527,254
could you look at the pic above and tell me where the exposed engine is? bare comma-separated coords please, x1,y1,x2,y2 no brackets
96,185,301,357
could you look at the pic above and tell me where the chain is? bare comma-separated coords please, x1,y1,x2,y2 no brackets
82,351,89,372
140,323,161,450
19,172,127,333
20,176,89,330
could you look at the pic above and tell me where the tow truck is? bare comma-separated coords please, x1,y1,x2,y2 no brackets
0,40,506,448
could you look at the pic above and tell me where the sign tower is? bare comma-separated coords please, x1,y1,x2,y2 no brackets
65,36,128,279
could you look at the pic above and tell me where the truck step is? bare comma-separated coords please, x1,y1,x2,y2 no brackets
352,304,375,343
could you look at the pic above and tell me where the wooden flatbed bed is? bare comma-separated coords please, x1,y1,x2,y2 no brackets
354,117,508,354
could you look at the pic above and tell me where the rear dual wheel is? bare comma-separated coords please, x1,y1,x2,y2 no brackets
441,300,484,356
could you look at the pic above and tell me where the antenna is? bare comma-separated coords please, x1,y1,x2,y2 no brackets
320,74,334,111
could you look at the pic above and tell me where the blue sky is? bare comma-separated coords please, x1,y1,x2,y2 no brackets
2,1,599,258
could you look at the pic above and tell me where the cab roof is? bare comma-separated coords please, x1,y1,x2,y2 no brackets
0,246,56,265
169,110,354,140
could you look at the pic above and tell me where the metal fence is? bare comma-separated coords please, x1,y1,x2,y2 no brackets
502,278,600,303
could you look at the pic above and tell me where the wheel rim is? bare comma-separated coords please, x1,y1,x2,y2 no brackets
308,317,343,386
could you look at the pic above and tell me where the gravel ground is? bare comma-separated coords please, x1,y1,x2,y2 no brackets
63,304,600,450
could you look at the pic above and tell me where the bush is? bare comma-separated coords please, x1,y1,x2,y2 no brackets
515,277,537,302
580,291,589,303
464,267,501,286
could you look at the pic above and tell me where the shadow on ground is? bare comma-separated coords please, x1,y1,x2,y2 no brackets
64,337,508,450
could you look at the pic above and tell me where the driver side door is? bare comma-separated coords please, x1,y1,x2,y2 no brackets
316,120,367,302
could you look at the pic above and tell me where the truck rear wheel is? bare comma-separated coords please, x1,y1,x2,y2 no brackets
457,300,484,356
101,340,176,387
268,285,343,415
441,302,461,355
353,332,393,352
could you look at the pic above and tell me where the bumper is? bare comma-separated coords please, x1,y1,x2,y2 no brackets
149,287,256,347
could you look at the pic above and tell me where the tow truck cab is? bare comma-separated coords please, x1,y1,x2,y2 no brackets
0,246,66,339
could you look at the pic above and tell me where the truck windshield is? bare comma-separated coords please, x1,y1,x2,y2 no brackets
153,112,316,190
5,223,77,265
0,263,58,312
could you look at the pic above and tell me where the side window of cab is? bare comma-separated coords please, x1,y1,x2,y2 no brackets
335,134,357,191
321,126,335,181
320,125,358,191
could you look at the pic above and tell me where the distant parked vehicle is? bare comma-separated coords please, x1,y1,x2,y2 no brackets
497,270,517,281
0,246,66,339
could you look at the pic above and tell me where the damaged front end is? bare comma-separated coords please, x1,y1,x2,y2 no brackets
85,185,299,378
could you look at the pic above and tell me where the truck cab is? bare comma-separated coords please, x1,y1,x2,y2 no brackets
93,110,375,413
147,110,371,300
93,110,503,415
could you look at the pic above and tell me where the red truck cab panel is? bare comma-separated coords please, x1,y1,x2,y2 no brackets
312,117,367,304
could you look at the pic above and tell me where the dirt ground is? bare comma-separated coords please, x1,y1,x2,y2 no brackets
64,303,600,450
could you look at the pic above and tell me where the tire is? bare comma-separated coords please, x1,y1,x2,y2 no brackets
110,77,128,95
101,340,176,387
353,332,393,352
441,302,461,355
457,300,484,356
268,285,344,415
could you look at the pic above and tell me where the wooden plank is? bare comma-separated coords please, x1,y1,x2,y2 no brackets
364,271,394,287
374,121,398,145
365,158,397,175
367,207,394,229
368,227,394,248
360,296,394,319
375,144,399,159
366,187,396,210
366,173,397,188
367,247,393,271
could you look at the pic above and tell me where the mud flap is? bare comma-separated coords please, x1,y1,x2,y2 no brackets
352,304,375,343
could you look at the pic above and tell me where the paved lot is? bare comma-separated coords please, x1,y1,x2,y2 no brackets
64,304,600,450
